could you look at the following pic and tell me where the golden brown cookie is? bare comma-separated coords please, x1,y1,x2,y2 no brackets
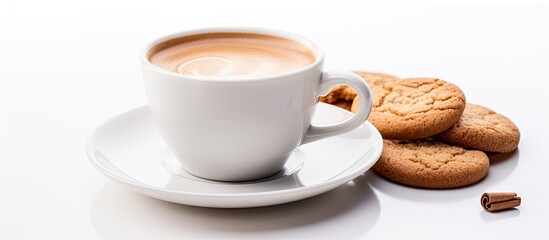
355,71,400,90
362,78,466,140
351,95,360,113
319,85,348,104
374,139,489,189
320,71,399,105
331,99,353,111
435,103,520,153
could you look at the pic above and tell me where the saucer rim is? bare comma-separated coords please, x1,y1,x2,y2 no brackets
86,103,383,199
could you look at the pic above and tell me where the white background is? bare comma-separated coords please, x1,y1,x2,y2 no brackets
1,1,549,239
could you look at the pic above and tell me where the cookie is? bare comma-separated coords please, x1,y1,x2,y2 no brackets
319,85,348,104
320,71,399,105
358,78,466,140
354,71,400,90
331,99,353,111
351,95,360,113
435,103,520,153
373,139,489,189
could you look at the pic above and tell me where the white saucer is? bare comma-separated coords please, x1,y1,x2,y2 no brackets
86,103,383,208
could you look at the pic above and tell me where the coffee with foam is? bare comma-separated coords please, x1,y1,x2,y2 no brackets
148,33,316,78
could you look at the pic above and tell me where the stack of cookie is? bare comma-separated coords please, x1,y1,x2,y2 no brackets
320,72,520,189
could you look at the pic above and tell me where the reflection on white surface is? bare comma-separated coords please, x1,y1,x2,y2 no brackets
90,174,380,239
162,149,304,185
161,148,305,192
479,209,521,222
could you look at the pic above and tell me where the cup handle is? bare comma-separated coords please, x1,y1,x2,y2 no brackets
301,71,372,145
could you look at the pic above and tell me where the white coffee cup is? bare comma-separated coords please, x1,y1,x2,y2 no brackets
141,28,372,181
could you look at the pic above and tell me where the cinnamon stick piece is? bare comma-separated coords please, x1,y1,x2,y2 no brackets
481,192,521,212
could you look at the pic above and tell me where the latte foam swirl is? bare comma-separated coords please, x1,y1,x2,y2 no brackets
177,56,236,76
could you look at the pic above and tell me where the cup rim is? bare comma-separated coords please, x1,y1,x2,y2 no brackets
141,27,324,82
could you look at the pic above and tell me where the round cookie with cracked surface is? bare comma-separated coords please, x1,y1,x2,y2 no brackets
320,71,399,105
374,139,489,189
365,78,466,140
435,103,520,153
